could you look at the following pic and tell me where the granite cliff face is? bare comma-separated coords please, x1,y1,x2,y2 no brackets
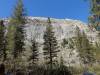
3,17,98,66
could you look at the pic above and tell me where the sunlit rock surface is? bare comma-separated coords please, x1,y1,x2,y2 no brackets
3,17,98,66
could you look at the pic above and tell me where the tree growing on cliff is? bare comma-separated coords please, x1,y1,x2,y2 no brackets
43,18,60,69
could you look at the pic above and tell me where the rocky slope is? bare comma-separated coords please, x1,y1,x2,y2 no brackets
3,17,98,66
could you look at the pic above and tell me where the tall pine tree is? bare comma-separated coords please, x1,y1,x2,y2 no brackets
10,0,26,59
43,18,59,69
8,0,26,74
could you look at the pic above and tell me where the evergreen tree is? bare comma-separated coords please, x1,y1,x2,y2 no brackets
89,0,100,64
81,31,95,64
0,20,7,62
10,0,26,59
8,0,26,74
43,18,59,69
29,39,39,64
75,27,95,65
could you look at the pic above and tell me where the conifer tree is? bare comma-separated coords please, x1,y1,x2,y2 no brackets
43,18,59,69
10,0,26,59
81,31,95,64
75,27,95,65
0,20,7,62
29,39,39,64
8,0,26,74
89,0,100,64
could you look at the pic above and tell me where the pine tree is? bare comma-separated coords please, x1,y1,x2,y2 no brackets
81,31,95,64
10,0,26,59
75,27,95,65
43,18,59,69
8,0,26,74
29,39,39,64
0,20,7,62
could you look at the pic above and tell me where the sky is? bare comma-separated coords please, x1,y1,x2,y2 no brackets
0,0,90,22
